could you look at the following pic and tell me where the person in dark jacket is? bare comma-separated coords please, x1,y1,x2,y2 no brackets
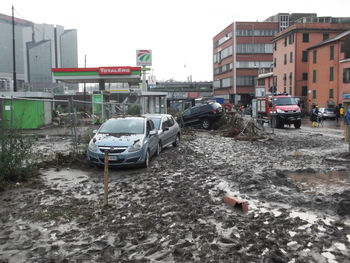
310,105,319,127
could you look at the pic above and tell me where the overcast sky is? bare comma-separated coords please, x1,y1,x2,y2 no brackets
1,0,350,82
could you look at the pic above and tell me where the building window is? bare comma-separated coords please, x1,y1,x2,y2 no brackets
214,45,233,63
344,68,350,83
214,32,233,48
284,37,287,47
214,62,233,75
289,72,292,85
302,51,308,62
274,42,277,51
214,77,232,89
313,50,317,64
236,76,255,86
283,73,287,86
284,54,287,64
303,33,309,43
330,45,334,60
313,70,316,83
274,58,276,67
323,33,330,41
329,88,334,98
313,90,316,99
290,52,293,63
302,86,308,96
330,67,334,81
302,73,308,80
289,86,292,96
289,33,294,44
236,43,273,54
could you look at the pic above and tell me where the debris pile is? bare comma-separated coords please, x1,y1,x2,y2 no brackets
218,114,265,140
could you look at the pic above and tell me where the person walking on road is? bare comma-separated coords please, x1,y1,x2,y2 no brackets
335,106,340,122
310,105,319,127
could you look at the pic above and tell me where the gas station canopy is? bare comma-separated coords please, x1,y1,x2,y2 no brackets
52,66,142,84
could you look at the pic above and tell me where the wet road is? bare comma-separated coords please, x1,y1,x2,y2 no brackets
1,124,350,262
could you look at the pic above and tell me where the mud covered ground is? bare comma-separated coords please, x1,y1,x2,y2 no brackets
1,122,350,262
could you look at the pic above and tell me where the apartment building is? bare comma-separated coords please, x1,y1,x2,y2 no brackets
307,30,350,109
213,21,278,105
272,17,350,103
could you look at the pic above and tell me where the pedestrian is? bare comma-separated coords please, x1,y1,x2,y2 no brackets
335,106,340,122
310,105,318,127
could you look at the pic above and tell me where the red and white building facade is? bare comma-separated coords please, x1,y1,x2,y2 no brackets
213,21,278,105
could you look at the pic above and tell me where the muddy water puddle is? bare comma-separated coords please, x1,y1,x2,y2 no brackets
288,170,350,195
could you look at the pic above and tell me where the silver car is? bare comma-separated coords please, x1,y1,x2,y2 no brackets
142,114,181,151
319,108,336,120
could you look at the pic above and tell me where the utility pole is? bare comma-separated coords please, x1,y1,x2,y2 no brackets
84,55,87,111
12,6,17,92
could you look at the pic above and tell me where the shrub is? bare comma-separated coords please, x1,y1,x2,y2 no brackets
0,134,37,189
126,103,141,115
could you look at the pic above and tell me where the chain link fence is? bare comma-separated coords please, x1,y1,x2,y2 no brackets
0,96,132,160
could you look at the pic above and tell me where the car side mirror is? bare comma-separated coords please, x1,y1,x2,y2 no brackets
93,130,97,134
149,130,157,136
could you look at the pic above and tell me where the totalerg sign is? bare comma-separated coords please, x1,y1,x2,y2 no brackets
99,67,131,75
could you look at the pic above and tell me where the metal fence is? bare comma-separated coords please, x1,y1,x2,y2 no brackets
0,96,131,157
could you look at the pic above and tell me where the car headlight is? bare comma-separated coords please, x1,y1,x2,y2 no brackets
88,140,98,152
129,140,142,152
276,109,284,113
296,108,301,113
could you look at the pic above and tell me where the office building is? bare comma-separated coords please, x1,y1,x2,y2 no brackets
264,13,317,32
213,21,278,105
0,12,78,93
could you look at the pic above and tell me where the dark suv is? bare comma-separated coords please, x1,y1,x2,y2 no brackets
181,102,224,129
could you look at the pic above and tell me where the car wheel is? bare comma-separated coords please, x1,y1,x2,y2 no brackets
294,120,301,129
156,142,161,156
173,134,180,147
201,119,211,129
143,150,150,168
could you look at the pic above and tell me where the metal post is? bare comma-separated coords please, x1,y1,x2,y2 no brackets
10,96,13,146
69,97,77,152
142,66,147,91
12,6,17,92
104,151,109,206
348,124,350,153
1,98,4,152
83,55,86,112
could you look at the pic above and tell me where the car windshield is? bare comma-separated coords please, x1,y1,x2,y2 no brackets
273,97,296,106
98,118,144,134
150,118,161,130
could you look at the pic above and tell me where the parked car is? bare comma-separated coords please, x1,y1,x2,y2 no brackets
87,117,159,168
319,108,336,120
181,102,224,129
143,114,181,150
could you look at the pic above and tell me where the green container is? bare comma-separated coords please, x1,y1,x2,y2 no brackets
3,99,45,129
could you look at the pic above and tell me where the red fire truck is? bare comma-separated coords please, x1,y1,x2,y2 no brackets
256,93,302,128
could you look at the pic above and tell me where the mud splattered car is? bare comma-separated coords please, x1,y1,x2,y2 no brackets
87,116,159,167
